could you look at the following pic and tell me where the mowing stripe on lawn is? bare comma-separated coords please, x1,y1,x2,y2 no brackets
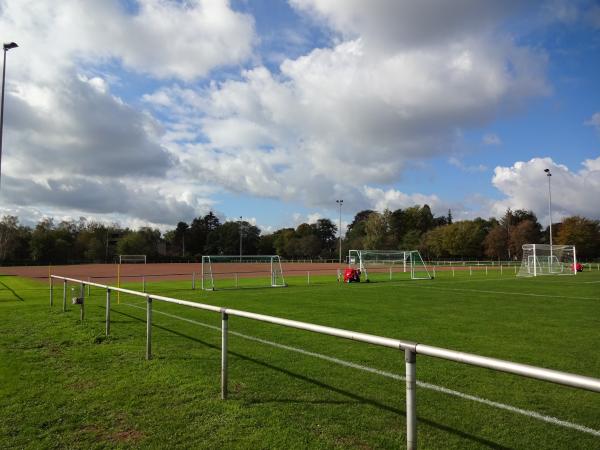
123,302,600,438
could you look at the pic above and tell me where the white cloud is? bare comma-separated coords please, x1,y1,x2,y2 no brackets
363,186,443,213
152,27,548,210
1,0,255,81
491,157,600,221
0,0,256,226
584,112,600,131
449,157,488,173
483,133,502,145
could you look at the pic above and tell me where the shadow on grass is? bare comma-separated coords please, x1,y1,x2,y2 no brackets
0,279,25,301
108,307,510,449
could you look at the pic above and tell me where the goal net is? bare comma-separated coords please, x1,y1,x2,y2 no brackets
348,250,432,281
119,254,147,264
201,255,286,290
517,244,576,277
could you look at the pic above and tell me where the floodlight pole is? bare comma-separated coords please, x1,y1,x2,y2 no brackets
336,200,343,264
0,42,18,190
544,169,553,256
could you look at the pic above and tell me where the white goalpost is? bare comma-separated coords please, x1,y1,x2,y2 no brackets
517,244,577,277
348,250,432,280
201,255,286,291
119,254,147,264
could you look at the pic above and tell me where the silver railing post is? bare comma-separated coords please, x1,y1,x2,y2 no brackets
62,280,67,312
87,277,91,296
221,311,229,400
105,288,111,336
49,276,53,306
143,275,146,293
146,296,152,360
405,347,417,450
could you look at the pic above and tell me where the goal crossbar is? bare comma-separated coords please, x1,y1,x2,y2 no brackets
119,254,147,264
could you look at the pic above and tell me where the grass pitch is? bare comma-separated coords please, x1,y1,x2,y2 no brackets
0,268,599,449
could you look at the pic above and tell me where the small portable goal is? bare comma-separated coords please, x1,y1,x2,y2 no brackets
348,250,432,281
201,255,286,290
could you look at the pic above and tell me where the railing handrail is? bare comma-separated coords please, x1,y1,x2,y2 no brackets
50,274,600,393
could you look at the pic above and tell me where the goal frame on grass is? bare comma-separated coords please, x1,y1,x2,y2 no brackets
201,255,286,291
348,249,432,280
517,244,577,277
119,254,147,264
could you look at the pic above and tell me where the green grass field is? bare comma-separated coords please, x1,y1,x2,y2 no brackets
1,268,599,449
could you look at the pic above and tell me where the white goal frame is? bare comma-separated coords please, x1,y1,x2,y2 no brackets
201,255,286,291
348,249,432,280
517,244,577,277
119,254,147,264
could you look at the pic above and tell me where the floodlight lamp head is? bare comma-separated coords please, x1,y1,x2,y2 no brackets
3,42,18,51
544,168,550,173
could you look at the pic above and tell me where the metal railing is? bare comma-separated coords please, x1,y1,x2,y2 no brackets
49,275,600,450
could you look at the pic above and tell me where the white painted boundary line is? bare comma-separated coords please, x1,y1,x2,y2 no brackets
398,284,599,301
123,302,600,438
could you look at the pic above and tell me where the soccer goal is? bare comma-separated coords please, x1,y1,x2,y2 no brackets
348,250,432,281
517,244,577,277
119,254,147,264
201,255,286,290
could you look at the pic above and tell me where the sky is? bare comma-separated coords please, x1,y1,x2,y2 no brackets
0,0,599,234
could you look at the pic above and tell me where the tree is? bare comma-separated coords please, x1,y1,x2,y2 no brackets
509,220,541,259
0,216,21,260
116,228,161,256
345,210,376,250
29,219,55,262
173,222,189,256
363,212,387,249
483,226,509,260
556,216,600,259
313,218,337,258
188,212,221,255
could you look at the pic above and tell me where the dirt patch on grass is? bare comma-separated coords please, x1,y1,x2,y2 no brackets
81,422,145,445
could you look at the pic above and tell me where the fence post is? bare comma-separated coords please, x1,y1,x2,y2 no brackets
146,296,152,360
432,266,436,278
105,289,111,336
192,272,195,290
469,266,472,276
221,311,229,400
49,277,53,307
143,276,146,293
307,271,310,285
80,297,85,322
62,280,67,312
500,264,503,276
405,348,417,450
452,267,455,277
87,277,91,296
235,273,239,288
514,265,517,274
485,266,488,276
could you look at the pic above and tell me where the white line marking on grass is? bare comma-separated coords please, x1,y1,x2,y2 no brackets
122,302,600,438
396,284,599,301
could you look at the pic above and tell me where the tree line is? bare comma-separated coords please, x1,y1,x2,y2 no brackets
0,206,598,265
